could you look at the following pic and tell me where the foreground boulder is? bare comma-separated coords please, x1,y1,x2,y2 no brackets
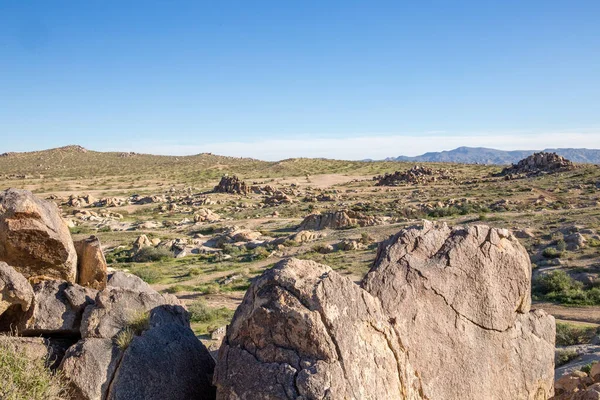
61,306,215,400
362,221,555,400
74,236,108,290
0,261,33,316
108,306,216,400
0,188,78,282
214,258,424,399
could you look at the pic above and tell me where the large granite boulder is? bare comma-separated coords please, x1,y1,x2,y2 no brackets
74,236,108,290
0,261,33,316
362,221,555,400
0,188,78,282
214,258,424,400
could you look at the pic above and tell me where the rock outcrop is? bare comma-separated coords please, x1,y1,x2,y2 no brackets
0,188,78,282
214,258,425,400
362,221,555,400
74,236,108,290
501,152,575,177
299,210,386,231
375,165,453,186
214,175,249,195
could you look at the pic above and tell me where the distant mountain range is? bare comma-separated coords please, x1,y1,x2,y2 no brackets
384,147,600,165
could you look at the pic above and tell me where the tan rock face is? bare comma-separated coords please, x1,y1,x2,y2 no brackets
74,236,108,290
362,221,555,400
0,188,77,282
214,258,425,400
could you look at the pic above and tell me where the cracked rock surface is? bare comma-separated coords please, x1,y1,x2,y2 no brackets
214,258,425,400
362,221,555,400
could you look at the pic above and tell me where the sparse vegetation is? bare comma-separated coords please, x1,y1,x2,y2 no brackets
0,336,69,400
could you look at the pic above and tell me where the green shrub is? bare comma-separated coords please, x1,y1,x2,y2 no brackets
555,349,579,367
589,238,600,248
131,266,163,284
582,362,597,374
556,239,567,252
542,247,563,259
0,336,69,399
533,271,600,305
188,300,234,323
132,247,173,262
556,322,600,346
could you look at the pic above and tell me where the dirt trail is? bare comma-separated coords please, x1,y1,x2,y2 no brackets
534,302,600,325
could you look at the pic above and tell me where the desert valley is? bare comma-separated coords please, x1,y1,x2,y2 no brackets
0,145,599,399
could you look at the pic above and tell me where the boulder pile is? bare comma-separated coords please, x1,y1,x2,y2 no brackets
299,209,387,230
213,175,249,195
375,165,453,186
501,152,576,177
0,189,215,400
553,365,600,399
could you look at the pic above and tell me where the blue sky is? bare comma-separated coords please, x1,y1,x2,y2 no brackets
1,1,599,160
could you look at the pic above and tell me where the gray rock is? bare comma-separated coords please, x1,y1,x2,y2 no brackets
362,221,555,400
3,280,96,336
59,338,122,400
0,261,33,317
81,287,179,339
107,316,216,400
107,271,153,293
0,188,78,282
214,258,424,400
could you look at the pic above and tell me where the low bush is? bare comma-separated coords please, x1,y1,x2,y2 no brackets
542,247,563,259
556,322,600,346
0,336,69,399
533,271,600,305
188,300,234,324
555,349,580,367
132,247,173,262
130,266,163,284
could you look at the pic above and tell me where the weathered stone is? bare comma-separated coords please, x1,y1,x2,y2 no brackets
81,287,179,339
59,338,122,400
2,280,96,336
107,271,153,293
0,261,33,316
214,258,424,400
0,188,77,282
107,306,216,400
362,221,555,400
74,236,108,290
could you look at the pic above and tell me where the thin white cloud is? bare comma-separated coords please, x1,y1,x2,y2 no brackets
110,132,600,161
